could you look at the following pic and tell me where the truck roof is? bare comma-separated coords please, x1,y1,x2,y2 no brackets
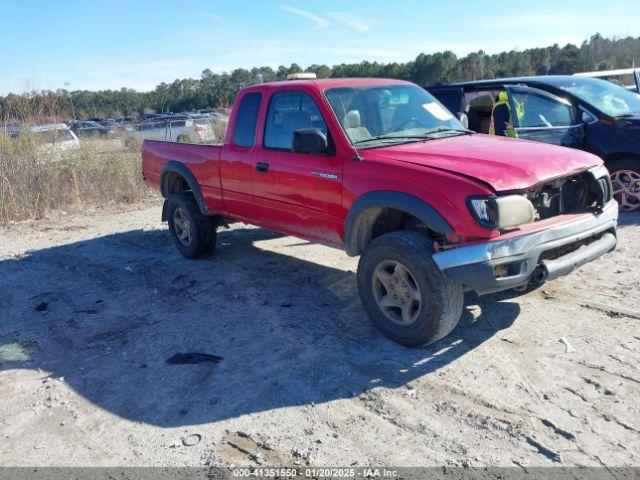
242,77,413,92
428,75,589,90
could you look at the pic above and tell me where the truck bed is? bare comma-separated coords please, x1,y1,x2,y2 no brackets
141,139,224,213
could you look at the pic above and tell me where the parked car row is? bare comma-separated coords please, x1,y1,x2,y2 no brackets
123,113,219,145
2,110,230,156
428,73,640,211
64,110,229,145
69,120,115,137
69,109,230,135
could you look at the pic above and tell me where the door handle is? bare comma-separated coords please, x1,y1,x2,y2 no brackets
256,162,269,173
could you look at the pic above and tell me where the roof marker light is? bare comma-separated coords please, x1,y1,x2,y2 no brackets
286,73,317,80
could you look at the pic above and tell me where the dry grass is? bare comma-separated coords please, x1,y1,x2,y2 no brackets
211,120,228,143
0,134,150,224
0,95,227,224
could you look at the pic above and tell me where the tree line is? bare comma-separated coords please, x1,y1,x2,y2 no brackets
2,34,638,121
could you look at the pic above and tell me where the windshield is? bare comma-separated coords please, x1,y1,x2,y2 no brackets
558,77,640,117
325,84,466,148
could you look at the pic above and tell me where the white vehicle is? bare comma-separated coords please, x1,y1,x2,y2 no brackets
4,123,80,159
125,115,216,145
574,68,640,93
32,123,80,152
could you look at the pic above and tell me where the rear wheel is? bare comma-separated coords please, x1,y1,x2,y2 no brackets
167,193,216,258
609,159,640,212
357,231,464,347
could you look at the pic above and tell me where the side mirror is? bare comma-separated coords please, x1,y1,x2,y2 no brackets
456,112,469,129
580,109,597,124
293,128,328,154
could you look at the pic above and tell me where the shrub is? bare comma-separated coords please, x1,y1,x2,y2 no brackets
0,134,149,224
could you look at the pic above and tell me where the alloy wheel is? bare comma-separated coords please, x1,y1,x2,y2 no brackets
611,169,640,212
372,259,422,326
172,207,192,246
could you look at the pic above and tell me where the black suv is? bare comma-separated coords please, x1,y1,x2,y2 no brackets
70,120,112,137
429,76,640,211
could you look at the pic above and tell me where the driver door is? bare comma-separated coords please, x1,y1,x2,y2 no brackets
251,90,344,247
504,85,586,149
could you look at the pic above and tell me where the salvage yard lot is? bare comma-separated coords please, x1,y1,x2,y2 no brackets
0,199,639,467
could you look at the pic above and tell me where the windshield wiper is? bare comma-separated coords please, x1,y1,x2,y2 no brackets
421,127,474,136
353,128,472,146
352,134,431,145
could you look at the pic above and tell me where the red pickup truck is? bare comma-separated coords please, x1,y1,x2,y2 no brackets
142,75,618,346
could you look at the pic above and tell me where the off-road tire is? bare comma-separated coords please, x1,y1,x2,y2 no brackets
167,193,217,259
357,230,464,347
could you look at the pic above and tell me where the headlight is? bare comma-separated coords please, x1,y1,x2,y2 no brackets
468,195,535,230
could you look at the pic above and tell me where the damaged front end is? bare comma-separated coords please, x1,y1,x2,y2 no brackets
465,166,613,234
433,166,618,295
525,165,613,220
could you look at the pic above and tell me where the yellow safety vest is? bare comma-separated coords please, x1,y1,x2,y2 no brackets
489,99,517,138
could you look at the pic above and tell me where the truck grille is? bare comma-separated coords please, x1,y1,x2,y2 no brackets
527,170,612,220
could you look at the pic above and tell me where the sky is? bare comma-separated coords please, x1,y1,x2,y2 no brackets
0,0,639,95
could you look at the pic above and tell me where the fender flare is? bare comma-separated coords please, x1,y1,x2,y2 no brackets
344,191,453,256
160,161,211,217
603,152,640,165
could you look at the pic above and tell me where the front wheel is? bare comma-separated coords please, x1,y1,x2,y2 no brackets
167,193,217,258
609,159,640,212
357,231,463,347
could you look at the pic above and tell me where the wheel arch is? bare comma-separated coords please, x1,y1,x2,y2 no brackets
344,191,453,257
160,161,210,220
603,152,640,166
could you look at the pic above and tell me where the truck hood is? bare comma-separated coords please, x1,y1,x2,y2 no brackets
363,133,602,191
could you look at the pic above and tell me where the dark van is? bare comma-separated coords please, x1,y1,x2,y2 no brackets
429,76,640,211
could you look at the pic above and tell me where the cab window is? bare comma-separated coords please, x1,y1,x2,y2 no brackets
264,91,328,150
233,92,262,147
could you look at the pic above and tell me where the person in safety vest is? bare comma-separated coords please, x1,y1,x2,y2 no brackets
489,91,517,137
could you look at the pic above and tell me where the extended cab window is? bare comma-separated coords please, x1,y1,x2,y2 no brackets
233,92,262,147
264,91,328,150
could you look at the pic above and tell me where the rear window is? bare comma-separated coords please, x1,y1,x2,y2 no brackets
233,92,262,147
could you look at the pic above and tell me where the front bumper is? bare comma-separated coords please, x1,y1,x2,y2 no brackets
432,200,618,294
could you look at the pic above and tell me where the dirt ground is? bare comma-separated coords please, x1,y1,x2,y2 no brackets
0,198,639,467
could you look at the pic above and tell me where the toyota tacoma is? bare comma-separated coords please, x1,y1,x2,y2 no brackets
142,74,617,346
